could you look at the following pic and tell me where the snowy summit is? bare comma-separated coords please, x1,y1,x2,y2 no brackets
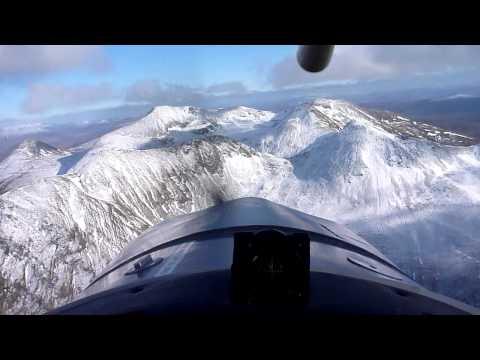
0,98,479,314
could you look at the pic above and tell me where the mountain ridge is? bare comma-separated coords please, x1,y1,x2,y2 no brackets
0,98,479,314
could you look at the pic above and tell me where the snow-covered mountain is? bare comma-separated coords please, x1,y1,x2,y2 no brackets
1,99,479,314
0,140,70,195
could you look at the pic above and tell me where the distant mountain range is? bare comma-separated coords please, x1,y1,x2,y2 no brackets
361,94,480,141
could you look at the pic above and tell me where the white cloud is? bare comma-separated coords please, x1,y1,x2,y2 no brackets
268,45,480,89
0,45,110,81
125,79,249,106
19,78,250,115
22,82,115,114
206,81,247,95
125,80,206,105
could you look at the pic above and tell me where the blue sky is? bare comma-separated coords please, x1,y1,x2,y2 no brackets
1,45,480,120
0,45,295,118
104,45,294,89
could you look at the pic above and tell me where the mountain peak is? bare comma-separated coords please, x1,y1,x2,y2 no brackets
218,106,274,120
294,98,352,110
16,139,62,157
2,98,480,314
149,105,200,117
312,98,350,106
